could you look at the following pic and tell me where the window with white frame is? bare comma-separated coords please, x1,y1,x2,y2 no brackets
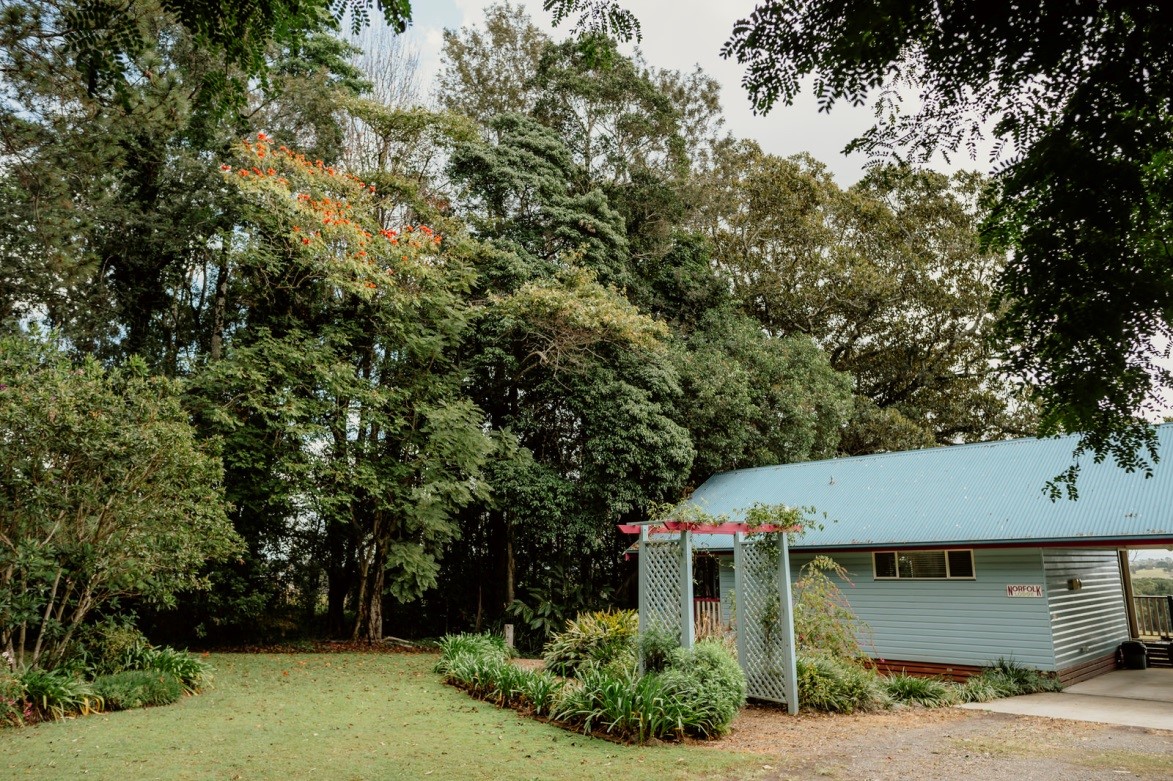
873,549,975,579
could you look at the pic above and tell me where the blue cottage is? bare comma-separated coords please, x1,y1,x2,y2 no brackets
677,426,1173,684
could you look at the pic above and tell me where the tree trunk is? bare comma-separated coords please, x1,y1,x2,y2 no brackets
209,245,229,361
505,515,515,607
353,537,386,642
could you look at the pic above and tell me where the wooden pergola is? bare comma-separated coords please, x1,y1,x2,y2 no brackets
618,520,801,714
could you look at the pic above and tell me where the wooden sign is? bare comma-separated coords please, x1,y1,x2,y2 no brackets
1006,584,1043,598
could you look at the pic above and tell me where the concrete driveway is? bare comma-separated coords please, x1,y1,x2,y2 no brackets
960,668,1173,730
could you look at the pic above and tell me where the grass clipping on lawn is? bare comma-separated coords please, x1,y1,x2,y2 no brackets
0,653,759,781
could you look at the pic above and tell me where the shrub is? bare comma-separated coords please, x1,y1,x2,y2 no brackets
18,668,101,721
92,670,183,711
796,655,889,713
883,673,958,707
542,610,637,677
145,647,212,693
960,658,1061,701
77,618,154,677
1,670,29,726
637,626,678,674
793,556,870,659
659,639,747,737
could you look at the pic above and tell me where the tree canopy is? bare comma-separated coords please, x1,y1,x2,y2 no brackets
721,0,1173,489
0,0,1046,653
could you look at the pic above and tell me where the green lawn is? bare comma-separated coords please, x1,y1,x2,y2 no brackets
1,653,762,781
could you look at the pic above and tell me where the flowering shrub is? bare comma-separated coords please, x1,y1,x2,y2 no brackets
0,671,30,726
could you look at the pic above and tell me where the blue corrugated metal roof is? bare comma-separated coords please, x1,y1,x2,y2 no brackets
681,426,1173,551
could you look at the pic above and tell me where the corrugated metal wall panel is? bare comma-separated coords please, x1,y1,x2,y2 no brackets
790,549,1057,669
1043,549,1130,668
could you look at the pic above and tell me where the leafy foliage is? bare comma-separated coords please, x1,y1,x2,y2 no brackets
883,673,957,707
145,648,212,694
17,668,101,721
693,143,1032,453
0,669,28,726
438,626,745,742
91,670,183,711
792,556,868,660
962,657,1063,700
796,655,889,713
637,626,678,674
721,0,1173,484
541,610,637,677
0,331,239,668
551,638,745,740
75,619,155,678
657,640,747,736
190,135,491,642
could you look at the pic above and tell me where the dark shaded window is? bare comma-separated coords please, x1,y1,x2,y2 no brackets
693,554,720,598
872,549,975,579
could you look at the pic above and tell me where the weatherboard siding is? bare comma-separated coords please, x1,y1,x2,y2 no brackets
1043,549,1129,670
714,549,1059,669
792,550,1057,670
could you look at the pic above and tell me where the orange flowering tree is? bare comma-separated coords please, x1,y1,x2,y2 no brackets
193,134,491,641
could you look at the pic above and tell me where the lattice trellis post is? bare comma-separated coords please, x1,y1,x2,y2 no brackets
734,532,799,713
679,529,695,649
638,525,689,648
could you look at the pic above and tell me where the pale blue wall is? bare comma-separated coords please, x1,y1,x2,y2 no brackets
717,548,1061,670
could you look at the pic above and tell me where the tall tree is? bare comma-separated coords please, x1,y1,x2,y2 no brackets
440,114,694,641
190,136,490,642
694,141,1034,452
721,0,1173,484
0,2,368,369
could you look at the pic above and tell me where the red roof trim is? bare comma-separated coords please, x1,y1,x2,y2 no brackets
617,521,799,535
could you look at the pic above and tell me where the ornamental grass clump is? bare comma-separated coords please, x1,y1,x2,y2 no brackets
541,610,637,677
144,647,212,694
552,666,684,744
435,632,540,710
883,672,958,707
18,668,102,721
959,658,1061,702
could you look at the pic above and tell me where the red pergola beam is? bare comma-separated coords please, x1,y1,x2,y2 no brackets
617,521,799,535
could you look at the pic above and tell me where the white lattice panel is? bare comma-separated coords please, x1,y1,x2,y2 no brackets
640,538,683,641
735,535,793,705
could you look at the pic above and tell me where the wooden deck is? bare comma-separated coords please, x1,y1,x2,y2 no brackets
1134,594,1173,639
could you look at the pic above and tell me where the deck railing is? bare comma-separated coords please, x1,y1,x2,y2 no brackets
694,597,725,637
1134,594,1173,638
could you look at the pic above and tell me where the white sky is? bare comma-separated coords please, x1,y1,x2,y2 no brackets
394,0,962,186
